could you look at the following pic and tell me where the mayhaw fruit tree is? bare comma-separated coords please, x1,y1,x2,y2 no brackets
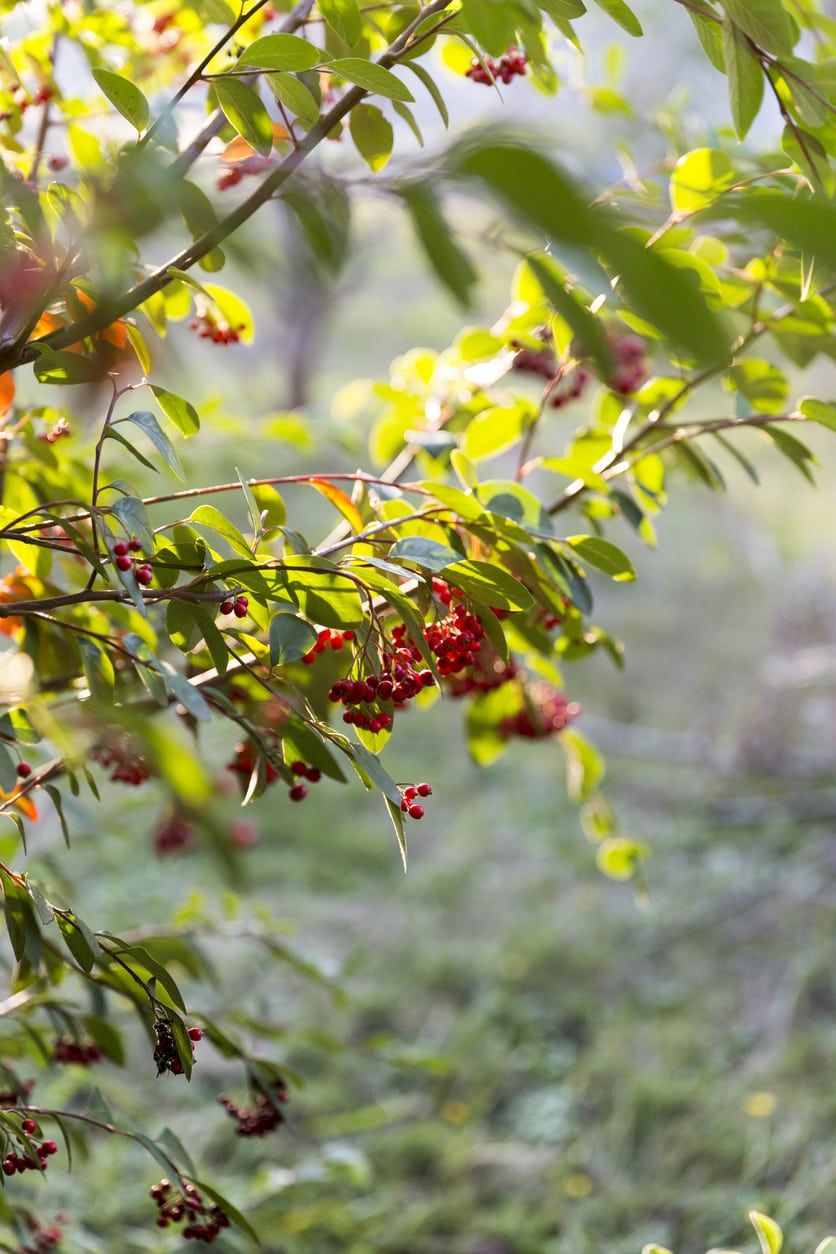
0,0,833,1247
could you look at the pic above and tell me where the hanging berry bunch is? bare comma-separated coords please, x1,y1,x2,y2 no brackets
53,1036,102,1065
466,48,528,85
500,683,581,741
150,1179,230,1243
399,781,432,821
2,1122,58,1177
217,1076,288,1137
91,737,151,786
153,1020,201,1076
300,626,354,665
111,537,153,586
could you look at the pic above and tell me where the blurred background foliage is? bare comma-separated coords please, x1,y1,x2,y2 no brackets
3,0,836,1249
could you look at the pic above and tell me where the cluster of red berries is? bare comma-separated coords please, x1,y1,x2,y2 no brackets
227,736,278,788
91,738,151,786
153,1021,202,1077
288,759,321,803
219,593,248,618
20,1220,63,1253
499,684,580,741
466,48,528,85
53,1036,102,1065
150,1179,230,1243
153,812,192,856
218,1076,288,1137
447,644,519,698
398,781,432,821
37,416,70,444
2,1123,58,1176
328,640,434,731
0,84,53,122
301,626,355,665
189,313,247,344
112,537,153,586
420,604,486,677
603,333,648,394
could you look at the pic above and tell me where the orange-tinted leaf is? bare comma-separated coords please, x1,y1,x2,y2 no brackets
73,289,129,349
29,311,65,339
0,372,14,417
310,479,365,532
0,788,38,821
221,135,258,163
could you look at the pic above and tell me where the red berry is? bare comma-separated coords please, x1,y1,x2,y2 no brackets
40,1140,57,1155
187,1027,203,1042
408,805,424,820
220,599,234,615
113,540,129,556
305,767,321,783
233,600,248,618
291,760,307,776
416,783,432,797
128,537,142,552
21,1119,37,1134
16,762,31,779
116,554,132,571
289,784,307,802
136,564,153,586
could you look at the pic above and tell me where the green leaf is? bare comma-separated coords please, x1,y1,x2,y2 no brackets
349,103,394,171
749,1211,783,1254
238,33,322,71
688,9,725,71
728,359,788,413
400,185,477,308
760,423,817,482
111,494,155,551
269,612,317,667
462,404,530,463
460,0,519,54
596,836,648,880
445,560,535,610
525,252,611,374
331,58,414,102
591,0,643,36
562,728,605,802
116,945,188,1012
721,0,796,55
151,386,200,436
280,560,366,627
403,61,449,128
800,397,836,431
215,79,274,157
156,660,213,723
348,742,402,805
269,73,320,127
78,639,115,704
121,411,184,480
566,535,635,581
188,505,254,559
389,536,463,571
92,67,150,131
384,796,408,872
669,148,734,212
188,1178,261,1246
723,18,765,139
319,0,362,45
55,911,98,973
33,351,101,385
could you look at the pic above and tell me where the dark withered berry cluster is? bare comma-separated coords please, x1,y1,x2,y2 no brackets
153,1021,202,1077
499,683,581,741
3,1122,58,1176
301,626,355,665
189,312,247,344
91,737,151,786
112,536,153,586
53,1036,102,1065
398,781,432,821
466,48,528,85
153,812,193,856
150,1179,230,1243
219,593,249,618
218,1076,288,1136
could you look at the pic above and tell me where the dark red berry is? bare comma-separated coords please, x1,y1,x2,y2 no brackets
40,1140,57,1155
187,1027,203,1042
128,537,142,552
21,1118,37,1134
416,783,432,797
289,783,307,802
136,564,153,586
113,540,129,556
291,760,307,776
116,554,132,571
408,804,424,820
233,600,248,618
220,599,234,615
305,767,321,783
16,761,31,779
